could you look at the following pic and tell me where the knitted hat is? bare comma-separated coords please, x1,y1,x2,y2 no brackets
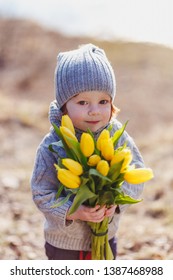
55,44,116,108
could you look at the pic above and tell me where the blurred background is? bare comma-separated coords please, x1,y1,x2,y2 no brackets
0,0,173,260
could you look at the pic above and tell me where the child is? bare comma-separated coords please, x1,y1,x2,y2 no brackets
31,43,144,260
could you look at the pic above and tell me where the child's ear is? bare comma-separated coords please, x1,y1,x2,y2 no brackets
61,104,68,115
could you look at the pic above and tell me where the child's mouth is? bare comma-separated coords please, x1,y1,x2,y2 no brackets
86,121,100,124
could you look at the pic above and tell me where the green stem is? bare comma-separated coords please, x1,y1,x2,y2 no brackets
88,217,114,260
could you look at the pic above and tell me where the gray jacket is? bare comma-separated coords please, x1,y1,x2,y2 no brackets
31,101,144,251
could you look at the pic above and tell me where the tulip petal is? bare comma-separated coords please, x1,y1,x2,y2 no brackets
61,115,75,134
80,133,95,157
124,168,154,184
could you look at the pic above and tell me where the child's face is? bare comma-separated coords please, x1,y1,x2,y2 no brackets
66,91,112,132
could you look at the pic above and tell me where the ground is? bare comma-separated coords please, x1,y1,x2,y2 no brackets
0,18,173,260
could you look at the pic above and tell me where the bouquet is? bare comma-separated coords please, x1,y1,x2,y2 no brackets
49,115,153,260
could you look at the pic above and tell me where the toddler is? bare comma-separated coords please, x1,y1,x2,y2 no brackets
31,44,144,260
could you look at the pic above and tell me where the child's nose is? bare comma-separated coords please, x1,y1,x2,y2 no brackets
88,105,100,116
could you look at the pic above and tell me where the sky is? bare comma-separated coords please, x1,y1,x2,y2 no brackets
0,0,173,48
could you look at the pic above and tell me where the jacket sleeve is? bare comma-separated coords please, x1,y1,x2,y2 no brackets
30,134,73,227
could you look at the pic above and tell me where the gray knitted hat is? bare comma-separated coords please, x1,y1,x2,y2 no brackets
55,44,116,108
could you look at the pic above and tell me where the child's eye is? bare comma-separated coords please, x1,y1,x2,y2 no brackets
78,101,88,105
100,100,109,104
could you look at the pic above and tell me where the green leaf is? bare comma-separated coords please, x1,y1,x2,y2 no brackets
108,161,123,181
107,123,113,132
49,141,64,154
88,174,95,193
50,192,72,208
89,168,112,183
80,176,90,188
97,190,115,206
112,121,128,147
110,178,124,189
52,122,61,138
68,184,98,215
88,168,112,191
114,193,142,205
55,184,64,200
104,184,123,196
88,196,98,207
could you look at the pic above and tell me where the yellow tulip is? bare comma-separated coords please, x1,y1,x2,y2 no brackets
124,168,154,184
87,154,101,166
100,138,114,161
56,167,81,188
60,126,78,147
61,115,75,135
62,158,83,176
111,148,132,172
80,133,95,157
96,160,110,176
96,129,110,150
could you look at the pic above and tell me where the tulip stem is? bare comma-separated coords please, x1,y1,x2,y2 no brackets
88,217,113,260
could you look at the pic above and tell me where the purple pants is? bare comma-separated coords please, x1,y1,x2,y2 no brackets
45,237,117,260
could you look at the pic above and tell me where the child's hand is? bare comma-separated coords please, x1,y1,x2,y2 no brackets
66,205,105,222
104,205,117,218
66,205,116,223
